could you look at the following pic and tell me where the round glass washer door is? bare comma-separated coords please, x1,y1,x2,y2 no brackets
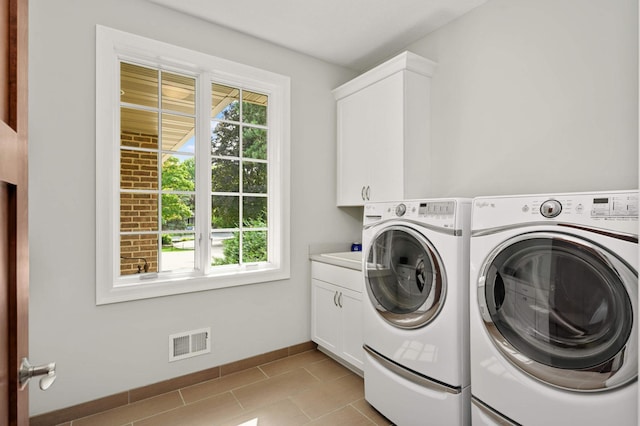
478,231,637,391
365,225,446,329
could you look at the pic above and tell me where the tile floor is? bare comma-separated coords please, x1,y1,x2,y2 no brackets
58,349,393,426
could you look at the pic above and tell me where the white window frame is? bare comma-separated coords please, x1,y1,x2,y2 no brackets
96,25,290,305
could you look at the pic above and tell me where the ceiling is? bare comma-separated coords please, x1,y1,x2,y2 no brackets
147,0,487,71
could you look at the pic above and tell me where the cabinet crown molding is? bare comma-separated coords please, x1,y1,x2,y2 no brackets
332,51,437,100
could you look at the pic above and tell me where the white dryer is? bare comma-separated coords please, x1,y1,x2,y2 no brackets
362,198,471,426
469,190,638,425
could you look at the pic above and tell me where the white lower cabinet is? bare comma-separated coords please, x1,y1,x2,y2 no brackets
311,261,364,371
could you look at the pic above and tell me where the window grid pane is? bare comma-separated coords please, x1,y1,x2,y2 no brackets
162,71,196,115
160,232,196,272
162,114,195,152
120,62,197,277
211,83,240,120
120,234,158,276
120,149,159,191
210,85,269,267
121,62,158,108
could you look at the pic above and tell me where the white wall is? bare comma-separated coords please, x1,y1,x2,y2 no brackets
28,0,360,415
407,0,638,197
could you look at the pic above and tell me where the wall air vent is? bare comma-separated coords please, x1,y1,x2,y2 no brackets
169,328,211,362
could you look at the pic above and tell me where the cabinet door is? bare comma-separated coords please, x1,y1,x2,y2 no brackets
366,72,404,202
336,72,405,206
311,279,340,353
339,287,364,370
336,93,369,206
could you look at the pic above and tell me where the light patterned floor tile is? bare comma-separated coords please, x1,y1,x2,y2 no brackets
233,368,321,411
351,398,395,426
292,373,365,419
305,357,353,382
259,350,329,378
219,398,311,426
180,367,267,404
73,391,184,426
306,406,376,426
133,392,242,426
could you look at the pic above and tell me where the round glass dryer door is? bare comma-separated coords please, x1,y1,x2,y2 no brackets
478,232,637,391
365,226,446,329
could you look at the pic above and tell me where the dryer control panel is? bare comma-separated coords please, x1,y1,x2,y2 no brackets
395,201,456,220
418,201,456,217
364,199,464,231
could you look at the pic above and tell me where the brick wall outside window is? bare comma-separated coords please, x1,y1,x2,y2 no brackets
120,131,159,275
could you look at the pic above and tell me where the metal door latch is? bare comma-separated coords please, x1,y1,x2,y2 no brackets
19,358,56,390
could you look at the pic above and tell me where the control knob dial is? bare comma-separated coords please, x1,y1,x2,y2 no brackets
540,199,562,218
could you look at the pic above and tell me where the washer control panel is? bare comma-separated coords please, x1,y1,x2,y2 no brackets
518,193,638,220
472,191,638,233
590,195,638,218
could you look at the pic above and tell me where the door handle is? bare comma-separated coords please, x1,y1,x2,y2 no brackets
366,186,370,200
333,291,338,306
19,358,56,390
361,186,366,201
338,292,343,308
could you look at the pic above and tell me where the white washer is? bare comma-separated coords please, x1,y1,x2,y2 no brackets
469,190,638,425
362,198,471,426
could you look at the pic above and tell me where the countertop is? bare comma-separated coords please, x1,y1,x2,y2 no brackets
309,251,363,271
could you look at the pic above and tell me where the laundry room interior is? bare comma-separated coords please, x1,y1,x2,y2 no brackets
21,0,638,424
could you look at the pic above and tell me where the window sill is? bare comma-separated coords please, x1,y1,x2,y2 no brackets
96,266,290,305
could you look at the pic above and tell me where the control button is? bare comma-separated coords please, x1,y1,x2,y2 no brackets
395,203,407,217
522,205,529,213
575,203,584,214
540,199,562,218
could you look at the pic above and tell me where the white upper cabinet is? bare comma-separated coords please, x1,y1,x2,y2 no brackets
333,52,436,206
